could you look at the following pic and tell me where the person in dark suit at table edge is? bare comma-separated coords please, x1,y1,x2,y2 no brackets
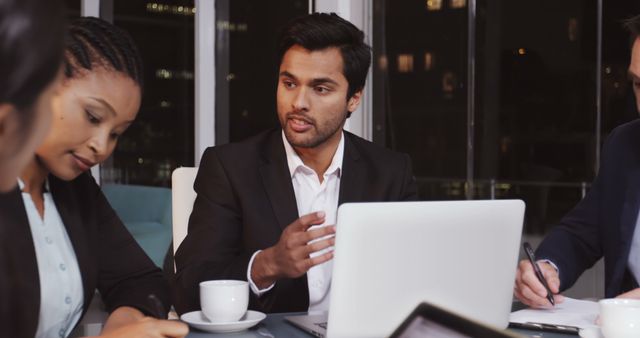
514,14,640,308
173,12,418,314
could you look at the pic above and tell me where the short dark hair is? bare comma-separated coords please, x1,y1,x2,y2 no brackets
0,0,66,111
624,14,640,45
277,12,371,101
64,17,144,91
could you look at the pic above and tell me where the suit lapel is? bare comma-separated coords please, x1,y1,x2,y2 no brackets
259,131,299,230
49,176,94,311
0,187,40,333
339,133,366,205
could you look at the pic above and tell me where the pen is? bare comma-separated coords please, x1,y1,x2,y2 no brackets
148,294,166,318
508,322,580,334
522,242,555,306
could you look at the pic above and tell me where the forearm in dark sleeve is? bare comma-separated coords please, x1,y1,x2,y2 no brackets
535,186,603,291
535,129,618,291
91,178,170,318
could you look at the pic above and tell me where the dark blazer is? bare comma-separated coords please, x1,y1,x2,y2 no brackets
536,119,640,297
173,128,418,314
0,173,170,338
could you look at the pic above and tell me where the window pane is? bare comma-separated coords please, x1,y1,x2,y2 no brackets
473,0,598,233
372,0,468,200
374,0,640,235
215,0,309,143
106,1,195,187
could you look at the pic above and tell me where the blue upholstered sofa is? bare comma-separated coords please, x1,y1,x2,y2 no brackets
101,184,172,268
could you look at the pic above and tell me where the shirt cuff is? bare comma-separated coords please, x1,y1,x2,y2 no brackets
247,250,275,296
538,259,559,273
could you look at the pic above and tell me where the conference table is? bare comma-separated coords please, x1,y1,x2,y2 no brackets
184,312,579,337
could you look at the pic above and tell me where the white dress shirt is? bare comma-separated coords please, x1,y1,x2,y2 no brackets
19,179,84,338
628,210,640,285
247,132,344,312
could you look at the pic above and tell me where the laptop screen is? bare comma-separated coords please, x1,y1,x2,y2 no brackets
327,200,525,337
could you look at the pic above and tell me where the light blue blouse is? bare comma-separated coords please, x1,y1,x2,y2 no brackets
19,179,84,338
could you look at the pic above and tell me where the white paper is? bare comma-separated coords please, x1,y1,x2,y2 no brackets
509,297,599,329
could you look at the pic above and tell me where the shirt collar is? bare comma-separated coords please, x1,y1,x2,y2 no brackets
17,178,50,193
282,130,345,179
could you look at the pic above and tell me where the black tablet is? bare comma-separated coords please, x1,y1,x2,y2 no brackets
388,302,525,338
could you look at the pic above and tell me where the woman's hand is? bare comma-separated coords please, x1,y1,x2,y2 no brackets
85,306,189,338
97,317,188,338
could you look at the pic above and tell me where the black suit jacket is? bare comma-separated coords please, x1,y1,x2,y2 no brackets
173,128,418,314
537,119,640,297
0,173,170,338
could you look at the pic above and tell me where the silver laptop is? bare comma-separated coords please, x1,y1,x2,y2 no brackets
286,200,524,338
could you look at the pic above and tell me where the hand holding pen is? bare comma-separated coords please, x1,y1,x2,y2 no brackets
513,242,564,308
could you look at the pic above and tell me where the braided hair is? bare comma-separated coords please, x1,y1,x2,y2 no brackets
64,17,143,91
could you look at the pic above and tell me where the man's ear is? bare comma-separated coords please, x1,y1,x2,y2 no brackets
347,89,363,114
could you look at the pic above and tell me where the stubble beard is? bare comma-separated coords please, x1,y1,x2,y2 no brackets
282,111,348,149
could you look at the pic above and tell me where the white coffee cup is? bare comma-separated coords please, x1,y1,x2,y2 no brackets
199,280,249,323
599,298,640,338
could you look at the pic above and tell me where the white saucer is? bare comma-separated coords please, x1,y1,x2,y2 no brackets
180,310,266,333
579,326,603,338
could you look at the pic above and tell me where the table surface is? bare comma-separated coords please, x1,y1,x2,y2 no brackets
184,312,580,338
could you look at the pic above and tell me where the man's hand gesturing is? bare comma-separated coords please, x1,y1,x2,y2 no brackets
251,211,336,289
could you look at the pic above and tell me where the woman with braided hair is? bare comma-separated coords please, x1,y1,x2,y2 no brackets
0,16,188,338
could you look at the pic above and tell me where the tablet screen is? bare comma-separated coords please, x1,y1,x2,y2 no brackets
396,316,471,338
390,302,523,338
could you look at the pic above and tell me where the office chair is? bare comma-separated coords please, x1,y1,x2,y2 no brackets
171,167,198,267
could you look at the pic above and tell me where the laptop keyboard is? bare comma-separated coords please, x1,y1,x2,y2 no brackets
315,322,328,329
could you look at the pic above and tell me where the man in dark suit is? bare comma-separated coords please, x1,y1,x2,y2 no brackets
515,14,640,307
173,13,418,314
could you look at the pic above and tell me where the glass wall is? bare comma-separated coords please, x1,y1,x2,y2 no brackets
87,0,309,186
214,0,309,144
373,0,640,234
102,1,195,187
473,0,598,234
373,0,469,201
